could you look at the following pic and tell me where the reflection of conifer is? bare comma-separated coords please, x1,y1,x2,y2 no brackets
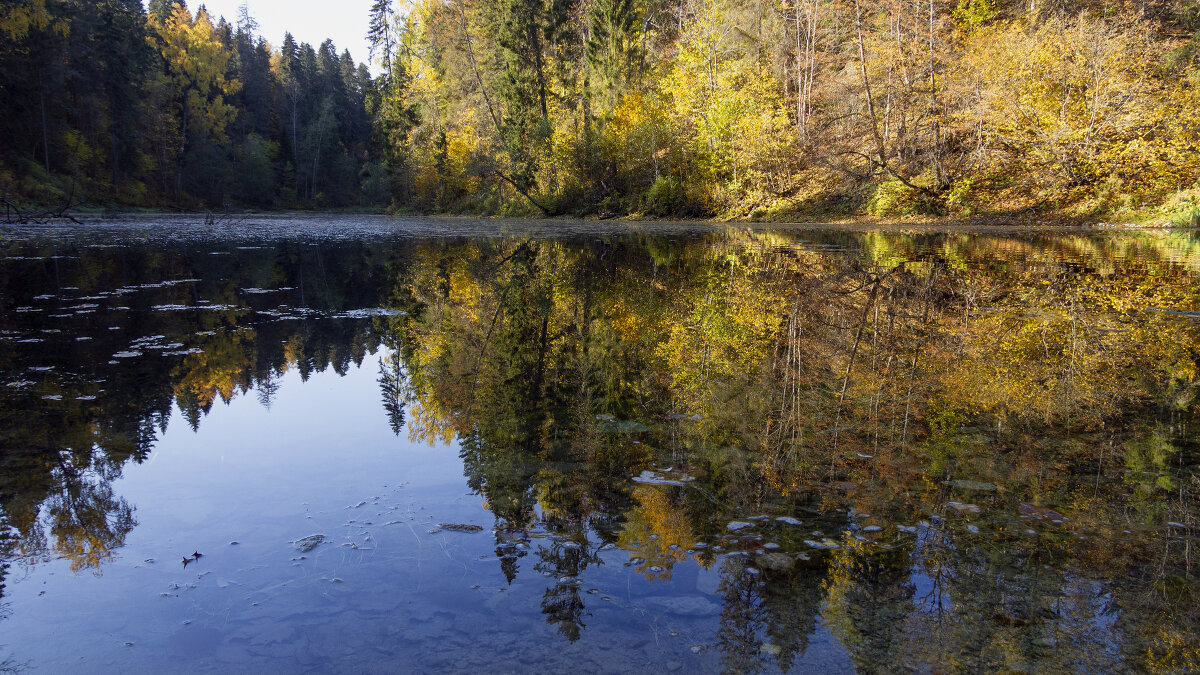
535,542,595,642
377,356,406,435
133,418,158,462
498,551,521,584
176,388,204,432
256,370,281,410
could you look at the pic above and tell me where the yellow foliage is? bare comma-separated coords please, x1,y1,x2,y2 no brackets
0,0,64,41
962,15,1200,194
150,5,242,144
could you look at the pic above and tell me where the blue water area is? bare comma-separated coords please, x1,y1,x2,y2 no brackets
0,216,1197,672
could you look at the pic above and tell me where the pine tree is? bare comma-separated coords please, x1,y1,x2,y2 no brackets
367,0,394,82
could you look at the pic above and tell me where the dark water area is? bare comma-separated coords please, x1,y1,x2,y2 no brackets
0,216,1198,672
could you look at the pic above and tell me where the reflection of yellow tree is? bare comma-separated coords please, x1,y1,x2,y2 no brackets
618,484,699,579
934,259,1200,429
171,327,256,409
657,249,788,414
46,470,136,574
383,231,1200,661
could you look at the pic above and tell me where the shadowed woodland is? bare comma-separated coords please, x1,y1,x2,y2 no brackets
3,0,1200,222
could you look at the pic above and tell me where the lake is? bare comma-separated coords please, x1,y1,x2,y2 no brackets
0,216,1196,673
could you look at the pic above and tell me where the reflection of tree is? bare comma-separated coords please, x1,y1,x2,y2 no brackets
758,559,826,671
0,238,409,581
715,556,768,674
823,538,916,673
534,540,598,642
618,484,697,579
45,464,136,574
377,355,406,435
255,369,281,410
2,230,1198,662
387,230,1200,659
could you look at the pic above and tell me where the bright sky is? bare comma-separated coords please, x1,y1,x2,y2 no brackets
190,0,378,70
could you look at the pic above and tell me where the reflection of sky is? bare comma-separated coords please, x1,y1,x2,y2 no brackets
120,351,464,534
7,356,849,671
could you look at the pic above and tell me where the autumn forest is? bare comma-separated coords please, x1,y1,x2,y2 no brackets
2,0,1200,221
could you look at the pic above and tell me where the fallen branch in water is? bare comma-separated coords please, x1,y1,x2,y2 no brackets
2,181,83,224
203,208,247,228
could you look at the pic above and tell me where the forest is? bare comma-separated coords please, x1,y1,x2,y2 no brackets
2,0,1200,221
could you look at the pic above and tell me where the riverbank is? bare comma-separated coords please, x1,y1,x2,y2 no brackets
13,207,1189,233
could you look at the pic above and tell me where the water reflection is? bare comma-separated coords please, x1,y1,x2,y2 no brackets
1,225,1198,671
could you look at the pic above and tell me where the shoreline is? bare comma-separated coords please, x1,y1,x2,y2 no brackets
14,208,1191,233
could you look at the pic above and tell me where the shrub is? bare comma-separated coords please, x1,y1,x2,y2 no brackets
868,178,920,217
643,175,685,216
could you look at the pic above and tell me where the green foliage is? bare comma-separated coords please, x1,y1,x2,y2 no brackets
1168,195,1200,226
643,175,687,216
945,178,977,216
0,0,388,209
235,133,278,206
866,178,945,217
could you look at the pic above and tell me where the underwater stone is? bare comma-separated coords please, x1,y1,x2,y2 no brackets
644,596,720,617
437,523,484,532
292,534,325,552
756,552,793,571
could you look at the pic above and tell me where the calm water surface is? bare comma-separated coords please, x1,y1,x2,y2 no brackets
0,216,1198,673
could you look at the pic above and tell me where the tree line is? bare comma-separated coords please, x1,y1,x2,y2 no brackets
0,0,388,209
3,0,1200,220
385,0,1200,220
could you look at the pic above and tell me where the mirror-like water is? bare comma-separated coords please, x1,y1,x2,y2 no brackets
1,217,1198,673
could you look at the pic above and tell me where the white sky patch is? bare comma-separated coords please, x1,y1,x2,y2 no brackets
188,0,380,72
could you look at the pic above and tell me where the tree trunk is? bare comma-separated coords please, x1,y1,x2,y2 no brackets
39,71,50,173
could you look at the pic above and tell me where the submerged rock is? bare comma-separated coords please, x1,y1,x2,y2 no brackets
292,534,325,552
644,595,720,617
1017,503,1068,523
947,501,982,514
632,469,694,486
756,552,793,571
775,516,803,526
726,521,754,531
437,523,484,532
597,419,651,434
803,539,840,550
